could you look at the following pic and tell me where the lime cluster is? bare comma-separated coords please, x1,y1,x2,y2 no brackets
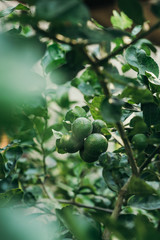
56,107,108,163
130,116,148,152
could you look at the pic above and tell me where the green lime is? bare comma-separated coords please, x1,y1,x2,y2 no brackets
132,134,148,151
65,106,86,123
79,149,99,163
133,121,148,134
60,134,83,153
72,117,92,141
130,116,143,127
84,133,108,156
92,119,107,133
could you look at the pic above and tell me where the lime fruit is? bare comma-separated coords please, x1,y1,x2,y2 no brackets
79,149,99,163
60,134,83,153
72,117,92,141
132,133,148,151
130,116,143,127
133,121,148,134
84,133,108,156
92,119,107,133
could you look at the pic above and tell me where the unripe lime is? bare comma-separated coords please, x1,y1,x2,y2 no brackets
84,133,108,156
79,149,99,163
130,116,143,127
60,134,83,153
92,120,107,133
132,134,148,151
133,121,148,134
72,117,92,141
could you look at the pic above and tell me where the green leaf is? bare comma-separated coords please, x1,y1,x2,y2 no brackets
127,176,157,196
4,147,23,175
72,67,98,87
56,206,102,240
36,0,90,24
89,96,105,120
118,0,145,24
102,167,119,192
128,195,160,210
135,215,160,240
142,103,160,127
42,43,66,73
0,154,5,179
5,147,23,163
145,72,160,86
101,98,123,123
131,25,142,36
122,64,131,73
0,189,23,207
65,106,87,123
111,10,133,30
125,46,159,78
52,130,63,139
0,4,29,18
24,94,47,117
134,39,157,54
78,82,95,96
121,87,154,104
50,46,86,84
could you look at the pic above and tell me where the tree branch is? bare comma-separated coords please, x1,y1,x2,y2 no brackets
98,20,160,65
58,199,113,213
116,122,139,176
102,178,131,240
32,25,81,47
140,145,160,172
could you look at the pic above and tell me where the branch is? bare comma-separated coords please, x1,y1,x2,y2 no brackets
140,145,160,172
32,25,81,47
102,178,131,240
98,20,160,65
116,122,139,176
58,199,113,213
41,117,48,177
110,178,130,219
82,47,111,98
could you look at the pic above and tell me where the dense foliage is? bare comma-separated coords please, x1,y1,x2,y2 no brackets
1,0,160,239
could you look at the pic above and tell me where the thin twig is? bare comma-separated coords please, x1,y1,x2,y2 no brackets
58,199,113,213
140,145,160,172
98,20,160,65
32,25,78,47
40,178,51,199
